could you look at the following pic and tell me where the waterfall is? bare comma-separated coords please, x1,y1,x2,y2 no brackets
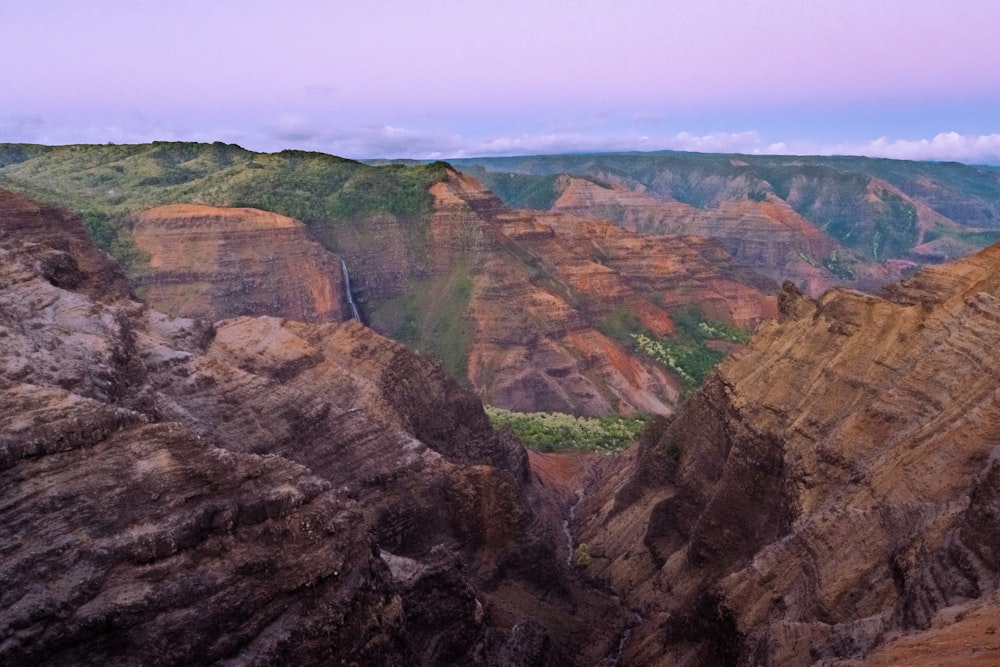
563,488,585,566
340,259,361,321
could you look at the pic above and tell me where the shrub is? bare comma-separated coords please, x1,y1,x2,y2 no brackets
631,306,751,392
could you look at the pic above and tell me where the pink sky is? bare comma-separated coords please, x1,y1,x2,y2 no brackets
2,0,999,162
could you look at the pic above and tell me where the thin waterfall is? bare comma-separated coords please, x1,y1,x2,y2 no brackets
563,488,585,566
340,259,361,321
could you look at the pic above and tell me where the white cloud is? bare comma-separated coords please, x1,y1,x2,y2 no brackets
667,131,765,154
849,132,1000,164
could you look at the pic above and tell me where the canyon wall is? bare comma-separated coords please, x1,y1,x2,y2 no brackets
575,244,1000,665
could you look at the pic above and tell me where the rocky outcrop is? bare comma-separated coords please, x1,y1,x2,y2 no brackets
0,189,130,300
575,241,1000,665
130,204,351,322
0,191,626,665
0,387,409,666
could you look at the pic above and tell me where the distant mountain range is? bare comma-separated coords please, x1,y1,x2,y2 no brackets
453,150,1000,269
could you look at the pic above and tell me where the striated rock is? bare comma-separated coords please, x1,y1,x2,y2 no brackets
551,175,896,296
9,155,782,416
576,241,1000,665
0,189,130,300
130,204,350,323
451,151,1000,269
430,171,776,415
195,167,774,416
0,385,408,666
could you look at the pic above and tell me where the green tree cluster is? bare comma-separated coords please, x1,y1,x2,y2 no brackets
631,306,751,392
485,407,649,454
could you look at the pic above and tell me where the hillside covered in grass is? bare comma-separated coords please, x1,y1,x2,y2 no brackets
0,142,448,269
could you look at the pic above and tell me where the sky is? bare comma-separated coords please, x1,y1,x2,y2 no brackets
2,0,1000,163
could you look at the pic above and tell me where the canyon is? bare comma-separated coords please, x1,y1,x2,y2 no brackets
0,144,786,416
572,249,1000,664
3,144,1000,665
455,151,1000,293
0,188,626,665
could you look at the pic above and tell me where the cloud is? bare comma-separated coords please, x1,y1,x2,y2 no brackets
265,124,1000,166
667,131,765,154
849,132,1000,164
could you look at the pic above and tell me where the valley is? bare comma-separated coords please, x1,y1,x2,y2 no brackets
3,143,1000,665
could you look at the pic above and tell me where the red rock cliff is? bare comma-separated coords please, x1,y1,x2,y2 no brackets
130,204,350,323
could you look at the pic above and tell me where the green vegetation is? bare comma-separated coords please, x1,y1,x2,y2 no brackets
632,305,750,392
597,307,643,341
821,249,856,281
631,333,725,390
0,142,448,267
370,265,476,383
670,304,750,343
573,543,592,568
485,406,650,454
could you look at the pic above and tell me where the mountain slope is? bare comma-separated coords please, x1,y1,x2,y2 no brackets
362,168,776,415
573,242,1000,664
130,204,351,322
549,174,895,295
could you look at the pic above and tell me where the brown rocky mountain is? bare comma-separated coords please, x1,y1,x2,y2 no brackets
571,243,1000,664
0,190,628,665
427,171,776,415
452,152,1000,273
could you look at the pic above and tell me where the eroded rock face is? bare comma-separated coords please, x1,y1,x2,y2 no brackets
0,189,130,300
425,171,777,416
130,204,350,322
576,242,1000,665
552,175,896,296
0,192,624,665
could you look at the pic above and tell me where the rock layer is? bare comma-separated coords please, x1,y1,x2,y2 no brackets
552,175,896,296
358,169,777,416
130,204,350,323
